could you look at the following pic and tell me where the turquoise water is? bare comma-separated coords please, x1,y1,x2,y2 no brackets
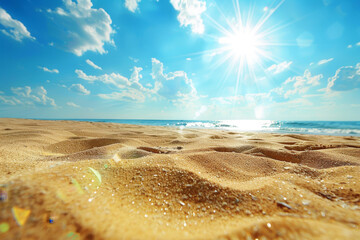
52,119,360,137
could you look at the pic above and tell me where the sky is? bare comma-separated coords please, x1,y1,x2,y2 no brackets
0,0,359,120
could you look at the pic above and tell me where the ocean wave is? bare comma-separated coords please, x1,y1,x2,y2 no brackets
177,120,360,136
65,119,360,137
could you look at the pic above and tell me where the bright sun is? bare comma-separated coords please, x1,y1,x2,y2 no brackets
218,28,262,65
202,0,285,87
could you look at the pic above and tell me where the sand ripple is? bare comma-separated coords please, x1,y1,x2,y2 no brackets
0,118,359,239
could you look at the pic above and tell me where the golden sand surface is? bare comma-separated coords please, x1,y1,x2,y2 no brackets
0,118,360,240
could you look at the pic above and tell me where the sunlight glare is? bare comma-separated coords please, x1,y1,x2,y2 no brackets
218,27,261,64
200,0,286,101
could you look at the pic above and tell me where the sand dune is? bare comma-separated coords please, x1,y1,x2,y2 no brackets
0,118,359,239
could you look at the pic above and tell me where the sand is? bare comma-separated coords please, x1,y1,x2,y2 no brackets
0,118,359,240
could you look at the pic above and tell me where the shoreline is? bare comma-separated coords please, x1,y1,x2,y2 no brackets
0,118,359,239
1,117,360,137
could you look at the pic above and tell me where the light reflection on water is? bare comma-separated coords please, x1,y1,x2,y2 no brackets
185,120,275,131
43,119,360,136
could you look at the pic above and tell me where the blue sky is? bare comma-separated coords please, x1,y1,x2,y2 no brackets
0,0,359,120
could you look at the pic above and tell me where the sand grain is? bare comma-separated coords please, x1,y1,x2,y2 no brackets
0,118,359,239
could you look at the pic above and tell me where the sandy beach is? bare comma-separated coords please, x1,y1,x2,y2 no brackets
0,118,359,239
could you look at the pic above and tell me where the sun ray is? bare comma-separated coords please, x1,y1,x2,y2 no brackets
253,0,285,33
199,0,289,92
172,0,291,100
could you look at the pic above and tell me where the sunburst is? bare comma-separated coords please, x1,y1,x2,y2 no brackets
200,0,287,94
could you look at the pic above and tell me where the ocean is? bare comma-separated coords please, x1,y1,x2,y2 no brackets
56,119,360,137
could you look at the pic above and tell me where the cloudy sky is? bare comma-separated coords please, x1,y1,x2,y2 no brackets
0,0,359,120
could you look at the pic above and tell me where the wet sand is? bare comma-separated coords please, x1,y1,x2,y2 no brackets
0,118,359,239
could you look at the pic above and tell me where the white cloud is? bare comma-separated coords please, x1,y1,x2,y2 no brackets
11,86,56,107
76,58,197,104
98,89,145,102
12,86,40,102
151,58,198,103
170,0,206,34
318,58,334,65
266,61,292,74
86,59,102,70
67,102,80,108
69,83,90,95
39,66,59,74
325,63,360,92
186,57,192,61
284,70,323,98
0,95,21,105
76,66,161,94
207,70,329,114
47,0,113,56
125,0,141,12
347,42,360,49
75,66,156,102
0,7,35,42
76,69,131,89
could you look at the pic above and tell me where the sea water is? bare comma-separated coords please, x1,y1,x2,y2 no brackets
54,119,360,137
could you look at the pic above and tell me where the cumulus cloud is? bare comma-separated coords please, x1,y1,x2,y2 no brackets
208,70,328,111
125,0,141,12
76,65,162,94
170,0,206,34
283,69,323,98
11,86,56,107
76,58,197,104
39,66,59,74
86,59,102,70
69,83,90,95
47,0,113,56
76,66,156,102
318,58,334,65
266,61,292,74
151,58,197,102
325,63,360,92
67,102,80,108
0,7,35,41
